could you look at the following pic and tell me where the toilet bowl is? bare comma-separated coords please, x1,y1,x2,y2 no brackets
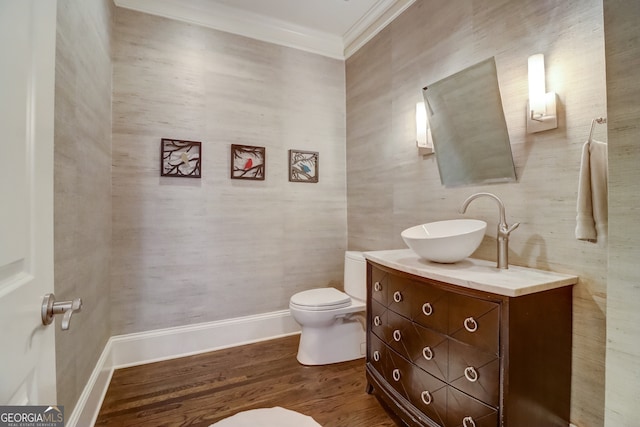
289,251,367,365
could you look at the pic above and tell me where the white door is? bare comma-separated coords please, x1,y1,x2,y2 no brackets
0,0,58,405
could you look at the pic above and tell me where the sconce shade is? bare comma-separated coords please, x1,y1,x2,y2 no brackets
415,101,434,154
526,53,557,133
528,54,546,117
416,101,427,145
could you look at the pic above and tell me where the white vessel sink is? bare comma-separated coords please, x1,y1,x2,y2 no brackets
401,219,487,263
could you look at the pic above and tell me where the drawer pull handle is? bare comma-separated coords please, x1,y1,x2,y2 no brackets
464,366,479,382
373,351,380,362
420,390,432,405
422,346,434,361
374,281,382,292
422,302,433,316
393,291,403,302
463,416,476,427
393,330,402,342
374,316,381,326
392,369,401,382
464,316,478,332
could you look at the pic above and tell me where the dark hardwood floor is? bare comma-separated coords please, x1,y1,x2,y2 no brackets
95,334,402,427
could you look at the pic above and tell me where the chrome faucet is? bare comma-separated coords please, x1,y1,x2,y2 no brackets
459,192,520,269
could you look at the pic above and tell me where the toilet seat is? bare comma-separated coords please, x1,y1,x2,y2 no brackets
290,288,351,311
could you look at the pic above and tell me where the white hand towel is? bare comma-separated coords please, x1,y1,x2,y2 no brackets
575,140,608,242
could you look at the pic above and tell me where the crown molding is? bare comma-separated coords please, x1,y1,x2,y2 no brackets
344,0,416,59
113,0,416,60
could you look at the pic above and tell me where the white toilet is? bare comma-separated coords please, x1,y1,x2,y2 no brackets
289,251,367,365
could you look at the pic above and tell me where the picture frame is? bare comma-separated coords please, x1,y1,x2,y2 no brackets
160,138,202,178
231,144,265,180
289,149,319,183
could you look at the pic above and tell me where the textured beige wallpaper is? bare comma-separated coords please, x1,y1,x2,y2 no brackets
346,0,607,425
111,9,347,335
603,0,640,425
54,0,114,414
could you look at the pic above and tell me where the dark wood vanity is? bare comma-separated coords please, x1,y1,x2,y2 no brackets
364,251,577,427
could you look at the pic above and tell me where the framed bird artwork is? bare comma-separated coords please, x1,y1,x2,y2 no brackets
231,144,265,180
289,149,318,183
160,138,202,178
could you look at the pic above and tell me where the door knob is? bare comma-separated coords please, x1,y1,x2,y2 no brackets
41,293,82,331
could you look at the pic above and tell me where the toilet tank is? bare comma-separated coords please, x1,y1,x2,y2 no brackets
344,251,366,302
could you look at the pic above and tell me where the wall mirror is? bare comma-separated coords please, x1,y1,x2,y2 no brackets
422,57,517,187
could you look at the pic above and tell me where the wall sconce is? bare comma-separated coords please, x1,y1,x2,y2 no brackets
527,53,557,133
416,101,434,154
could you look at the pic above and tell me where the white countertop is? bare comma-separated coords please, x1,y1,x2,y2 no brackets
363,249,578,297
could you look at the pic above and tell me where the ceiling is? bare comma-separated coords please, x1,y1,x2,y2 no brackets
114,0,416,59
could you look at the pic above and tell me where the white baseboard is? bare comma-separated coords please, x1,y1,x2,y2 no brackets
66,309,300,427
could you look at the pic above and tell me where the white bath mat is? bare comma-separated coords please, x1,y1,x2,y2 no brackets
210,406,321,427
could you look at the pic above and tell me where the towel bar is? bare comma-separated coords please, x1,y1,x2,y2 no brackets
588,117,607,142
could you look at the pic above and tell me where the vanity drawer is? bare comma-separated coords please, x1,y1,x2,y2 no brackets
448,293,500,356
407,322,449,382
370,266,389,306
370,300,390,342
406,365,448,427
410,281,450,334
447,386,498,427
386,347,414,401
368,334,387,376
386,310,414,360
448,340,500,407
387,275,414,319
